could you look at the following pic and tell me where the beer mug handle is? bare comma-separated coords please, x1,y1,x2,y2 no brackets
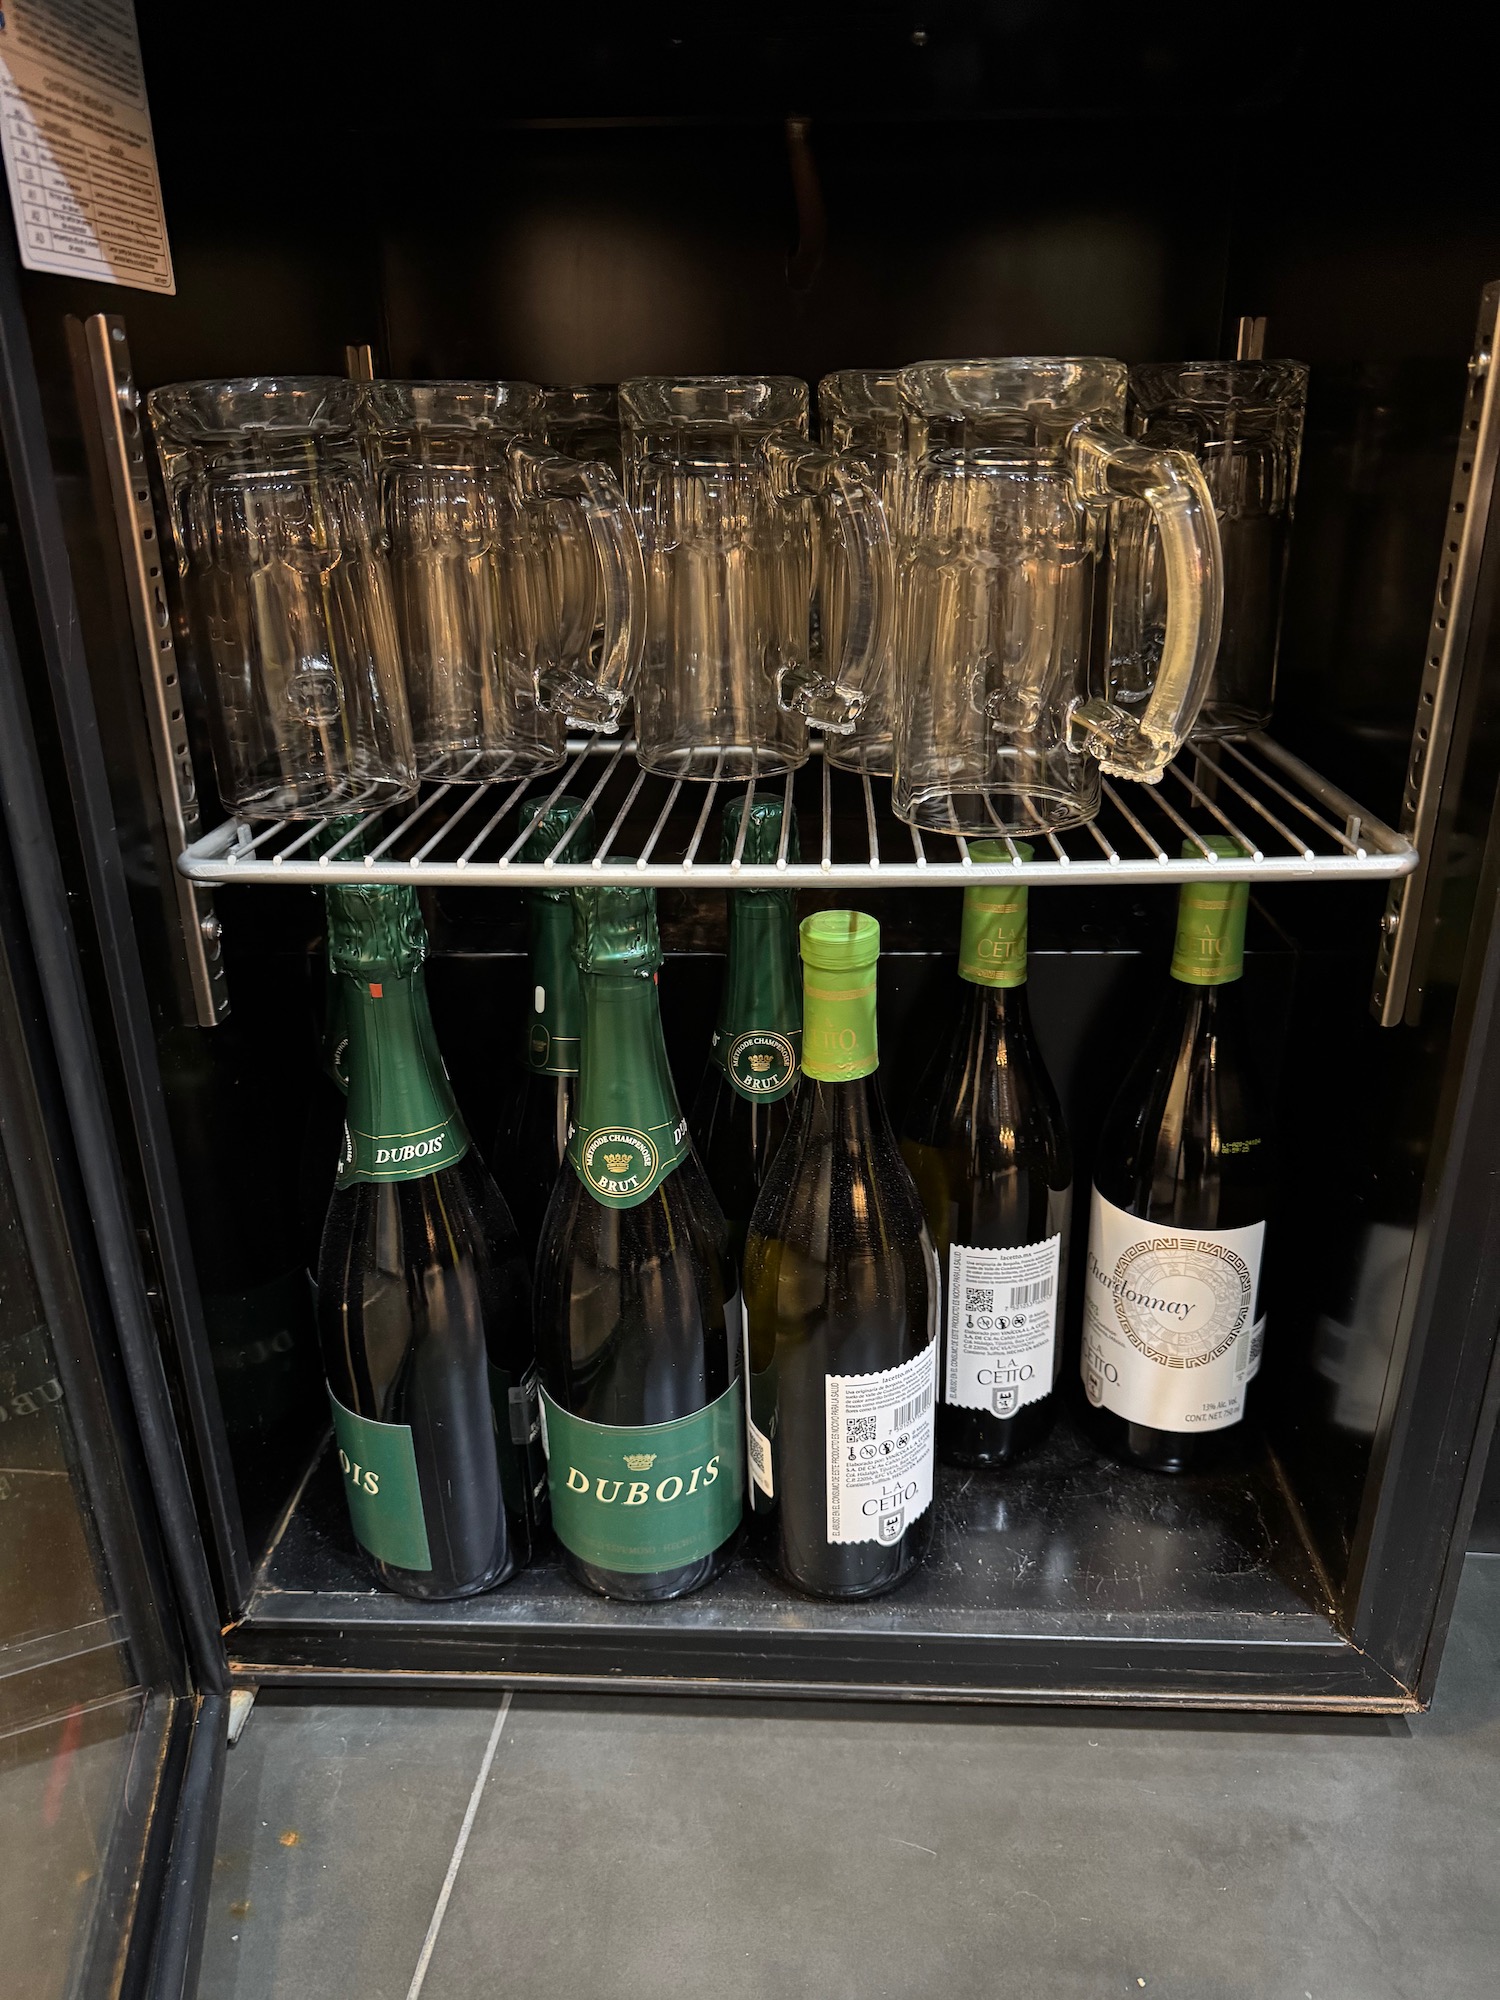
773,441,894,732
1067,428,1223,779
510,443,647,733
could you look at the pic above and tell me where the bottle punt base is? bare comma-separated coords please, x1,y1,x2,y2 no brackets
1085,1406,1237,1476
773,1527,929,1603
560,1540,737,1604
370,1551,519,1602
938,1399,1055,1470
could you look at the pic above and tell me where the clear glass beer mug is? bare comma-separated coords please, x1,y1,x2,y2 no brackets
1128,360,1309,738
362,382,645,783
541,385,624,691
893,357,1223,836
149,377,416,821
541,383,622,475
619,375,893,780
816,369,905,775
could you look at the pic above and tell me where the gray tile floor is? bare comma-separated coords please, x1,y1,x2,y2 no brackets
200,1555,1500,2000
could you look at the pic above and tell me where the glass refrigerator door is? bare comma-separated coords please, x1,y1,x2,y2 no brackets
0,850,190,1999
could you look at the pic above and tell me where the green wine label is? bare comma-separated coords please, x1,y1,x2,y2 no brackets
712,796,802,1102
724,1029,799,1095
328,1389,432,1572
712,898,802,1102
1171,837,1249,986
570,913,690,1208
540,1382,745,1573
958,841,1033,988
524,898,583,1077
800,911,879,1082
335,971,471,1186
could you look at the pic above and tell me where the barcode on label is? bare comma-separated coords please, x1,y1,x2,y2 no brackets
846,1415,876,1444
965,1287,994,1315
1008,1276,1054,1308
891,1384,933,1430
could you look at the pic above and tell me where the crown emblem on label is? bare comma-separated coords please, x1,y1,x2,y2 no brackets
747,1052,774,1072
623,1453,656,1472
603,1152,634,1174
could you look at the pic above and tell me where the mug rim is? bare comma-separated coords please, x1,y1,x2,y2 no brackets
1129,358,1311,407
818,367,903,417
146,376,356,439
618,374,809,427
898,356,1128,419
361,379,544,431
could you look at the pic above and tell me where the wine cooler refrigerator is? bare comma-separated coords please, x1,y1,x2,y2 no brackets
2,8,1498,1991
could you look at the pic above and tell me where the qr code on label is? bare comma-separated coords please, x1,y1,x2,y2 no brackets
966,1287,994,1315
846,1415,876,1444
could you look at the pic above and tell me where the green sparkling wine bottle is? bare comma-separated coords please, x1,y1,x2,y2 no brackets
689,792,802,1265
534,880,744,1603
744,912,940,1596
317,884,541,1599
1082,840,1272,1473
900,845,1072,1469
494,797,595,1253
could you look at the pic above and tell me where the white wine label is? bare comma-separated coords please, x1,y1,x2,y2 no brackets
1082,1189,1265,1434
824,1343,937,1546
945,1236,1061,1415
742,1307,773,1500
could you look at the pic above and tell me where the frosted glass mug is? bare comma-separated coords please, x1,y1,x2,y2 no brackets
893,357,1223,836
620,375,893,780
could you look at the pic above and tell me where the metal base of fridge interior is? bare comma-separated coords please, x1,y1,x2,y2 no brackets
227,1412,1415,1712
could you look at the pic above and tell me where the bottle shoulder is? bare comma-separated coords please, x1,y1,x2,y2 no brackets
750,1076,931,1253
324,1154,525,1266
901,984,1070,1179
1096,978,1271,1223
539,1152,730,1272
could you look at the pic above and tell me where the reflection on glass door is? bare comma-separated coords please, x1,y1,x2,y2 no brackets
0,824,186,1999
0,1121,144,1999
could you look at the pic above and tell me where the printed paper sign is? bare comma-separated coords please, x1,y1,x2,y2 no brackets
0,0,173,292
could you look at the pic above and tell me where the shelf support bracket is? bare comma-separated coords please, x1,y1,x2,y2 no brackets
71,313,228,1026
1372,277,1500,1026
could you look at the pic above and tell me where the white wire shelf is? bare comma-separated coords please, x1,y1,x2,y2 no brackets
177,734,1416,890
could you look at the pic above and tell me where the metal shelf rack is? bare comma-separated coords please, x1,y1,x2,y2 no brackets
177,733,1416,891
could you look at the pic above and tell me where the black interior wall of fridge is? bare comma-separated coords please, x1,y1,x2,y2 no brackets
1,1,1497,1705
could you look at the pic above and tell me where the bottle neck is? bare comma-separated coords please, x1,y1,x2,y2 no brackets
337,968,469,1186
321,958,351,1094
802,950,878,1083
797,1069,887,1149
959,881,1028,988
525,894,583,1076
1170,878,1247,987
973,979,1035,1040
568,969,689,1208
713,892,802,1100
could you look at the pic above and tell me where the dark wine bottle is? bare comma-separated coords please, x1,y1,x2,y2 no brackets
297,817,363,1284
493,796,595,1253
900,844,1072,1468
1082,838,1272,1473
744,912,939,1597
689,791,802,1264
534,880,744,1603
317,884,542,1599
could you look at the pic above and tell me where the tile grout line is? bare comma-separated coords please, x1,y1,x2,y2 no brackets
404,1694,513,2000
